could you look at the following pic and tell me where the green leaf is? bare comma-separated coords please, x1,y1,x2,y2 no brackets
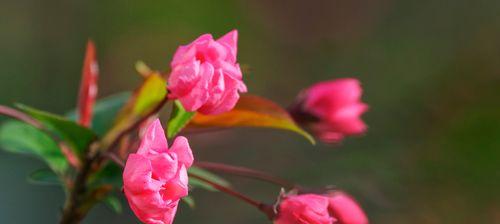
101,74,167,149
181,196,195,209
0,120,68,173
103,195,123,213
27,169,61,186
189,94,316,144
167,101,195,139
90,163,123,188
67,92,131,136
188,167,231,192
16,104,97,156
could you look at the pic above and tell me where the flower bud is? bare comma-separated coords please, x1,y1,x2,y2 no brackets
291,78,368,143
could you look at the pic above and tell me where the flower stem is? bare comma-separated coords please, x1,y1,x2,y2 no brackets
189,172,275,219
194,161,296,189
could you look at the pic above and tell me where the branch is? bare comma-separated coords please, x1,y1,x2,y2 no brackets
60,143,100,224
194,161,296,189
189,172,275,219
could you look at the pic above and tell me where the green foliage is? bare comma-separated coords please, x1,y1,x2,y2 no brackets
181,196,196,209
0,120,68,174
90,163,123,188
27,169,61,186
103,195,123,213
188,167,231,192
16,104,96,156
167,101,195,139
67,92,131,137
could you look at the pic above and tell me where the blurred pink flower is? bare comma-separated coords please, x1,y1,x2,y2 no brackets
168,30,247,114
275,194,335,224
275,192,368,224
123,119,193,224
327,192,369,224
293,78,368,143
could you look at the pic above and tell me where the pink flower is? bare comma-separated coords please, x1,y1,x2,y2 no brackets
168,30,247,114
275,194,335,224
327,192,369,224
275,192,369,224
123,119,193,224
291,78,368,143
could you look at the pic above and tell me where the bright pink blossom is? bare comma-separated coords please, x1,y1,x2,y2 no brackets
275,192,368,224
168,30,247,114
275,194,336,224
123,119,193,224
297,78,368,143
327,192,369,224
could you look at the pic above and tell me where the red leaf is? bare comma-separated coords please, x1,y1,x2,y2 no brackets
77,40,99,127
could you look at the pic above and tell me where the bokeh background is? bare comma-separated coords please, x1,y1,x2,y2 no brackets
1,0,499,223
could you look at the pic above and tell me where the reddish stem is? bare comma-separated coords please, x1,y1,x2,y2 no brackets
189,172,275,219
194,161,296,189
0,105,43,128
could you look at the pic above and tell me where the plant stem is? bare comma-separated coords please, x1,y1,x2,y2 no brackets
194,161,296,189
59,144,99,224
189,172,276,219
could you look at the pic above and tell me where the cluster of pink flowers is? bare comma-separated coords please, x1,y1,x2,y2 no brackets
123,30,369,224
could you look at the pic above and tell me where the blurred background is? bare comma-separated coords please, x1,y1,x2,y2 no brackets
1,0,499,223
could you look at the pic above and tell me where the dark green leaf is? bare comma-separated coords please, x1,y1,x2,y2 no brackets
0,120,68,173
167,101,195,139
16,104,96,156
27,169,61,186
103,195,123,213
181,196,195,209
67,92,131,136
90,163,123,188
188,167,231,192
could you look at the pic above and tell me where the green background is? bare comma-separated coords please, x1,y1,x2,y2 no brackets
1,0,499,223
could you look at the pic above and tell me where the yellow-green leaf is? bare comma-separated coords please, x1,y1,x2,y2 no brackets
101,73,167,149
189,95,315,144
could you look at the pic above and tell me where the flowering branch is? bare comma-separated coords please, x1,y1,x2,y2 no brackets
0,30,371,224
